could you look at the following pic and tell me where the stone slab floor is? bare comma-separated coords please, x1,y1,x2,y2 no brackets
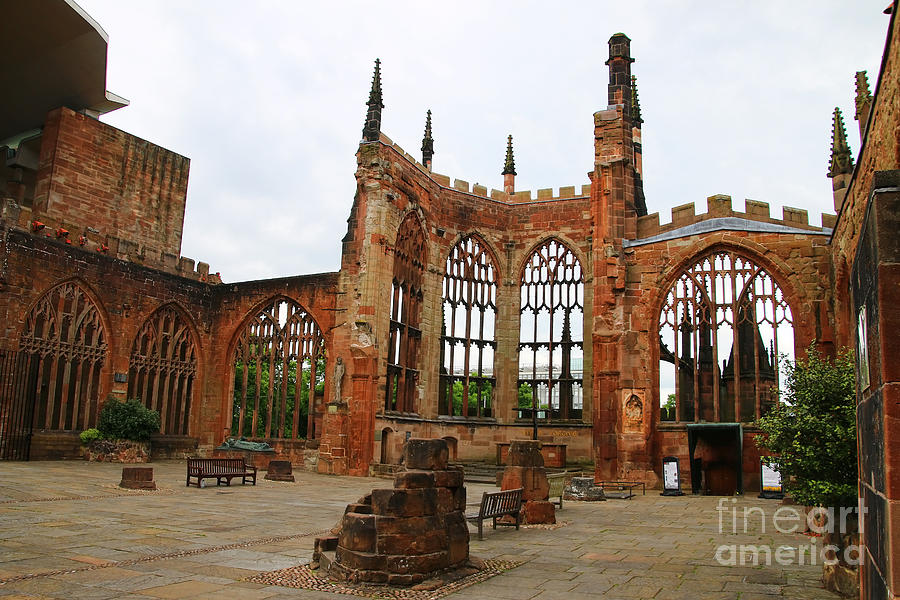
0,461,840,599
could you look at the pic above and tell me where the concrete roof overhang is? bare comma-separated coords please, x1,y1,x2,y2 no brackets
0,0,128,142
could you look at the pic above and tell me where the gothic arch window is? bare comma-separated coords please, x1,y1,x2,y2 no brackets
658,251,794,423
439,235,497,418
385,213,425,414
127,306,197,435
231,299,324,440
20,281,107,431
518,239,584,421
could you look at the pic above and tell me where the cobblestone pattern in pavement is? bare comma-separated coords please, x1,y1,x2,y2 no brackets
0,461,841,599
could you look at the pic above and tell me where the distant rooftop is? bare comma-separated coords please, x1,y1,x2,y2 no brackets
0,0,128,143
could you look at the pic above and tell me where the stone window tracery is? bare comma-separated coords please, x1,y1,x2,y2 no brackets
439,236,497,418
21,282,107,431
658,251,794,423
231,299,324,439
518,239,584,421
385,213,425,414
127,306,196,436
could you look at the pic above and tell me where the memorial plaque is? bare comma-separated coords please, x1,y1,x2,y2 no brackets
661,456,683,496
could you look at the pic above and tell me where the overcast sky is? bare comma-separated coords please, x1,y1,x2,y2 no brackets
75,1,891,283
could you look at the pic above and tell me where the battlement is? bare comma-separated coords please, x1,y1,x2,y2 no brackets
0,198,223,284
375,134,589,204
636,194,836,240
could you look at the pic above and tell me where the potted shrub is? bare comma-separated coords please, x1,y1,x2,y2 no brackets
81,398,161,463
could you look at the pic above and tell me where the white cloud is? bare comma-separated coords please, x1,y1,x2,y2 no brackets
75,0,890,281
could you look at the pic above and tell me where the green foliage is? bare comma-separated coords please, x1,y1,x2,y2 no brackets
518,383,533,408
232,357,325,439
451,372,492,415
97,398,161,441
665,393,676,409
661,393,677,421
79,428,101,445
755,346,857,508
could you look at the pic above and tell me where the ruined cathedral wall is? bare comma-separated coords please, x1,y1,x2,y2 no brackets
0,221,339,455
205,273,339,449
339,139,594,464
830,12,899,351
621,224,832,486
0,228,215,455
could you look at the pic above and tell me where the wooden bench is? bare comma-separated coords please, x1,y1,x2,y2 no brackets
186,458,257,488
547,472,566,509
465,487,523,540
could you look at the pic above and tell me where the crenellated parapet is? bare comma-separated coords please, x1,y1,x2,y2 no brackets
373,133,589,204
634,194,835,243
0,197,223,284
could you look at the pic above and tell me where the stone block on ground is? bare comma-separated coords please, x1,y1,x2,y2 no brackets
563,476,607,501
264,459,295,482
523,500,556,524
119,466,156,490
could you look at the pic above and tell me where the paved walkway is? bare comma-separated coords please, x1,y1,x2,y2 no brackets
0,461,839,599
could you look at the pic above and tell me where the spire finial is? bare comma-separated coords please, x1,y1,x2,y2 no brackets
421,109,434,168
502,135,516,176
362,59,384,142
631,75,643,126
854,71,872,121
828,107,854,178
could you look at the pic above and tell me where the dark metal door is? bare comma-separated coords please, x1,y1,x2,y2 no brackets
0,350,37,460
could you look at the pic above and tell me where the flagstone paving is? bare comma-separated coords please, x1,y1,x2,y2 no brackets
0,461,840,599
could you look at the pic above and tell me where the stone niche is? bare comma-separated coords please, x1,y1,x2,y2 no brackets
314,438,469,586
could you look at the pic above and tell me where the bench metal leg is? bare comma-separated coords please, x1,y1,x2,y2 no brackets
477,519,483,541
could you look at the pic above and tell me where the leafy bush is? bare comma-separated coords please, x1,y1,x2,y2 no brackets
755,346,857,508
97,398,161,441
79,428,101,445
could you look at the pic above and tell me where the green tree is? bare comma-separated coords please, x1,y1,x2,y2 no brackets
518,383,533,409
232,356,325,439
755,346,857,508
451,372,492,415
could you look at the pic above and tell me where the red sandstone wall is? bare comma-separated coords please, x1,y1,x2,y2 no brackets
830,11,899,352
328,141,595,470
0,226,338,454
32,108,189,260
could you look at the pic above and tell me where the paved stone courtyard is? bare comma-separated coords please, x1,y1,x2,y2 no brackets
0,461,839,599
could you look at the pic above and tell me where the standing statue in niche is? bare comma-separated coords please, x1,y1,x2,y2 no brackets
333,357,345,403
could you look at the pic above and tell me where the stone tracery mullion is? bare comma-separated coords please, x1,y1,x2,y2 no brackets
658,251,793,425
518,240,584,422
231,299,323,439
21,282,107,432
440,237,497,418
128,306,197,435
